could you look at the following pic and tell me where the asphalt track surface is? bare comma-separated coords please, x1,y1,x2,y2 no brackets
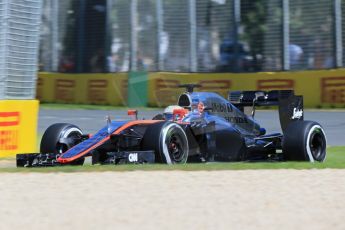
39,109,345,146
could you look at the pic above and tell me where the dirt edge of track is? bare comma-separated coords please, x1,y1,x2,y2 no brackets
0,169,344,230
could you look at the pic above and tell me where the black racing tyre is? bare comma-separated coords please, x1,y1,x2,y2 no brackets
283,121,327,162
141,122,189,164
40,123,85,165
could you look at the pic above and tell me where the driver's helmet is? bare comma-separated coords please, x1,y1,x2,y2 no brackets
163,105,184,120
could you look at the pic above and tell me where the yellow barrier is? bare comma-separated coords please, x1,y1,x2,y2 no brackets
37,73,128,106
148,70,345,107
0,100,39,158
37,70,345,108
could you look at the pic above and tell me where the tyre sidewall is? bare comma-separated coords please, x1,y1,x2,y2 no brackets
142,122,189,164
283,121,326,162
159,123,189,164
305,124,327,162
40,123,83,153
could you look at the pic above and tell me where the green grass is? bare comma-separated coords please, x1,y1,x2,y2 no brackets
0,146,344,173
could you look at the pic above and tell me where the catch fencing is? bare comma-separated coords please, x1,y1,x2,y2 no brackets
39,0,345,73
0,0,42,99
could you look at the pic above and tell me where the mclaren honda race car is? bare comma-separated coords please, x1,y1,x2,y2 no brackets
17,84,327,167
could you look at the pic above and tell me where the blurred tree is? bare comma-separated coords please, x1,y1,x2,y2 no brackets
60,1,78,72
240,0,267,71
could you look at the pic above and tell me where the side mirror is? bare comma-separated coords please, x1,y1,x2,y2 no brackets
255,91,265,101
127,109,138,120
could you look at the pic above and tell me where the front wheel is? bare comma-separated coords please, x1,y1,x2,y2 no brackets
141,122,189,164
283,121,327,162
40,123,85,165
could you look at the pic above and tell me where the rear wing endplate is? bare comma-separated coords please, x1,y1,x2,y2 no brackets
228,90,304,132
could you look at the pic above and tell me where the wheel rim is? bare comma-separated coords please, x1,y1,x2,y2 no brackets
309,129,326,161
161,123,188,164
167,133,186,162
57,129,82,153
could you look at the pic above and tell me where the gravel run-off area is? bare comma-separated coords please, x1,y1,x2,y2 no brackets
0,169,344,230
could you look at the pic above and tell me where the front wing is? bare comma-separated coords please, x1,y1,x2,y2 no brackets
16,151,155,167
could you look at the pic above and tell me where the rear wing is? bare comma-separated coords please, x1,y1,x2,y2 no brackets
228,90,304,132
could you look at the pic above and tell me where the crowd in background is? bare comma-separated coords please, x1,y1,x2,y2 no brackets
39,0,339,73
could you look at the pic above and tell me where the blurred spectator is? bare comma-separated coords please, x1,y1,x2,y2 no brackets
217,39,254,72
289,43,303,69
59,55,76,73
311,38,334,69
323,54,334,68
197,26,213,71
136,51,148,71
90,49,106,72
107,54,119,72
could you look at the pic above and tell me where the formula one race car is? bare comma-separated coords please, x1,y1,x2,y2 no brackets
16,84,327,167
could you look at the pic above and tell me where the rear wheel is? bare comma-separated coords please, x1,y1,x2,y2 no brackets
40,123,85,165
283,121,326,162
142,122,189,164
